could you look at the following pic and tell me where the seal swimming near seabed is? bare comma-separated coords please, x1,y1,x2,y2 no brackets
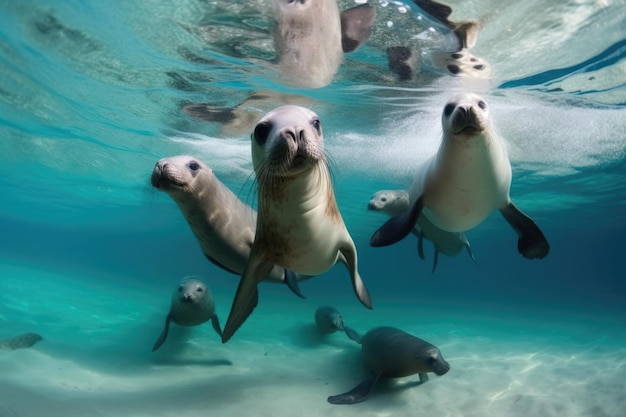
221,105,373,343
152,277,222,352
151,155,306,298
0,333,43,350
327,326,450,404
370,93,550,260
368,189,476,272
314,306,362,344
273,0,376,88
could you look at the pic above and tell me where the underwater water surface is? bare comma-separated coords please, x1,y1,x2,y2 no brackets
0,0,625,416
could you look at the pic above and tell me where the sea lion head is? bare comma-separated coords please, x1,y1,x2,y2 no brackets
251,105,325,179
418,347,450,376
150,155,213,197
174,277,208,305
442,93,491,136
368,190,410,216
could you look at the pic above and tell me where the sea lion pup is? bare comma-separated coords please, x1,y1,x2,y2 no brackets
222,105,373,343
152,277,222,352
328,326,450,404
314,306,362,344
0,333,43,350
273,0,376,88
368,189,476,272
371,93,550,260
151,155,305,298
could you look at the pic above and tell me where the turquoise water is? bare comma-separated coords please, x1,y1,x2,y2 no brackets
1,0,625,416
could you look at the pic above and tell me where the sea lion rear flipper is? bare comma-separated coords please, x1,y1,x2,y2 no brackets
340,4,377,53
499,202,550,259
343,326,362,344
284,269,306,299
152,314,172,352
370,195,425,247
339,247,373,309
222,257,274,343
210,314,223,338
327,374,381,405
431,250,439,274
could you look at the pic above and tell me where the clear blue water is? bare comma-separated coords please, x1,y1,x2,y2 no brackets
1,1,625,416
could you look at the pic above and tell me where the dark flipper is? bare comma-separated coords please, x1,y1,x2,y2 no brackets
417,230,425,260
431,250,440,274
499,201,550,259
387,46,416,81
210,314,223,338
343,326,362,344
328,374,381,405
182,104,236,123
221,257,273,343
371,195,425,247
340,4,377,53
152,314,172,352
284,269,305,299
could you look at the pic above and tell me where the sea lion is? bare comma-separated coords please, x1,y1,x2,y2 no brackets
328,326,450,404
314,306,362,344
151,155,305,297
152,277,222,352
368,189,476,272
0,333,43,350
221,105,372,343
370,93,550,260
273,0,376,88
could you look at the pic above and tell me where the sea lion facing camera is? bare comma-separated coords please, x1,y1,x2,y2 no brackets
221,105,372,343
314,306,362,344
370,93,549,260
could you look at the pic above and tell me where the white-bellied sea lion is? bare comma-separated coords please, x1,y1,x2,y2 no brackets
150,155,305,297
328,326,450,404
221,105,372,343
314,306,362,344
370,93,550,260
152,277,222,352
273,0,376,88
368,189,476,272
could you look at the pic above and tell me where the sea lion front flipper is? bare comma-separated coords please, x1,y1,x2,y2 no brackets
222,256,274,343
182,104,236,123
339,247,373,309
210,314,223,338
284,269,306,299
343,326,362,344
327,374,381,405
499,201,550,259
370,194,425,247
340,4,377,53
152,314,172,352
431,250,440,274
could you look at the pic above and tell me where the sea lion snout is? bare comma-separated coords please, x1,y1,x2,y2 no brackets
428,350,451,375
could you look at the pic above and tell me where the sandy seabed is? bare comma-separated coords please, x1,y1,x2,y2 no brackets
1,263,625,417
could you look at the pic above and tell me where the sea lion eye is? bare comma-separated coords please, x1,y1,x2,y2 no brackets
381,197,387,202
310,118,321,134
188,161,200,171
196,287,203,292
443,103,455,117
178,285,184,292
478,100,487,110
253,121,272,145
